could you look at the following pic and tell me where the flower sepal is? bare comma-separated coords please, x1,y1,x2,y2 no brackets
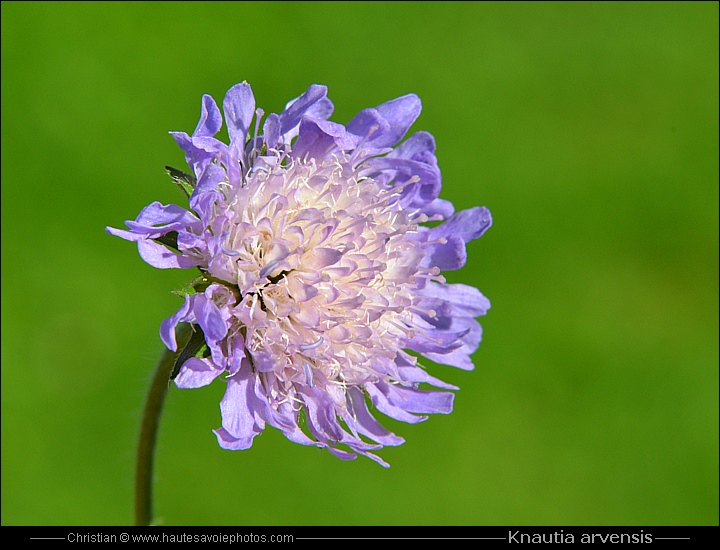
169,323,209,380
171,271,240,301
165,165,197,199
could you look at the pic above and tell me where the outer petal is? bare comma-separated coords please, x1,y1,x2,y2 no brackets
214,427,252,450
134,201,200,228
218,363,265,448
346,387,405,446
417,207,492,271
174,357,223,388
374,93,422,147
302,95,334,122
301,388,389,466
419,282,491,318
406,325,467,355
223,82,255,146
192,293,228,343
105,226,144,242
365,383,428,424
292,117,360,159
251,379,317,446
170,131,218,174
137,239,203,269
192,157,227,198
421,234,467,271
397,364,460,391
412,199,453,219
389,130,436,160
280,84,330,140
375,382,454,415
160,295,195,351
346,108,391,141
107,202,203,244
301,387,344,443
262,113,281,149
361,157,441,208
421,317,483,371
428,206,492,244
348,94,422,148
193,94,223,137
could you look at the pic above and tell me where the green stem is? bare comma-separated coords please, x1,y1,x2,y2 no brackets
134,323,192,526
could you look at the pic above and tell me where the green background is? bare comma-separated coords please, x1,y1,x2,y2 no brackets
2,1,717,526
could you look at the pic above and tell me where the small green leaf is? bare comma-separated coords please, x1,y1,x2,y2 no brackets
171,324,206,380
165,165,196,198
172,272,213,297
171,281,196,298
153,231,179,251
194,343,210,359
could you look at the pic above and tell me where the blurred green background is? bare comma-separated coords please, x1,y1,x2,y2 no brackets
2,1,717,526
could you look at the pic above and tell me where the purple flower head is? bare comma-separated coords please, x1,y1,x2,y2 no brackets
107,82,491,466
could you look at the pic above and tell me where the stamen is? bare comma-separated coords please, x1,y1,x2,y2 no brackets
409,306,438,319
259,259,280,279
244,108,266,176
424,236,448,246
348,124,381,165
302,362,314,388
299,336,324,351
387,223,418,238
221,246,240,257
414,266,441,277
357,179,419,214
386,319,416,339
249,293,259,319
253,108,264,141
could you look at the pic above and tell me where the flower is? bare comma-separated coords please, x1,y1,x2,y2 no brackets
107,82,491,466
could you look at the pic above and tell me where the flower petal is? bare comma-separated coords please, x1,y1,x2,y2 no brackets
346,387,405,446
346,108,391,141
420,282,491,318
292,117,359,159
262,113,282,149
376,382,454,415
280,84,330,140
169,131,217,174
160,295,195,351
175,357,223,388
428,206,492,244
364,383,428,424
137,238,202,269
348,94,422,148
192,293,228,342
135,201,200,228
303,247,343,270
421,234,467,271
389,130,436,160
301,387,345,443
193,94,223,137
252,381,317,446
421,318,483,370
374,93,422,147
219,363,265,446
361,156,441,208
249,350,277,373
223,82,255,146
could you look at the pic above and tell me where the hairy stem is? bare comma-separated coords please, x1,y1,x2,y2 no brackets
134,323,192,526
